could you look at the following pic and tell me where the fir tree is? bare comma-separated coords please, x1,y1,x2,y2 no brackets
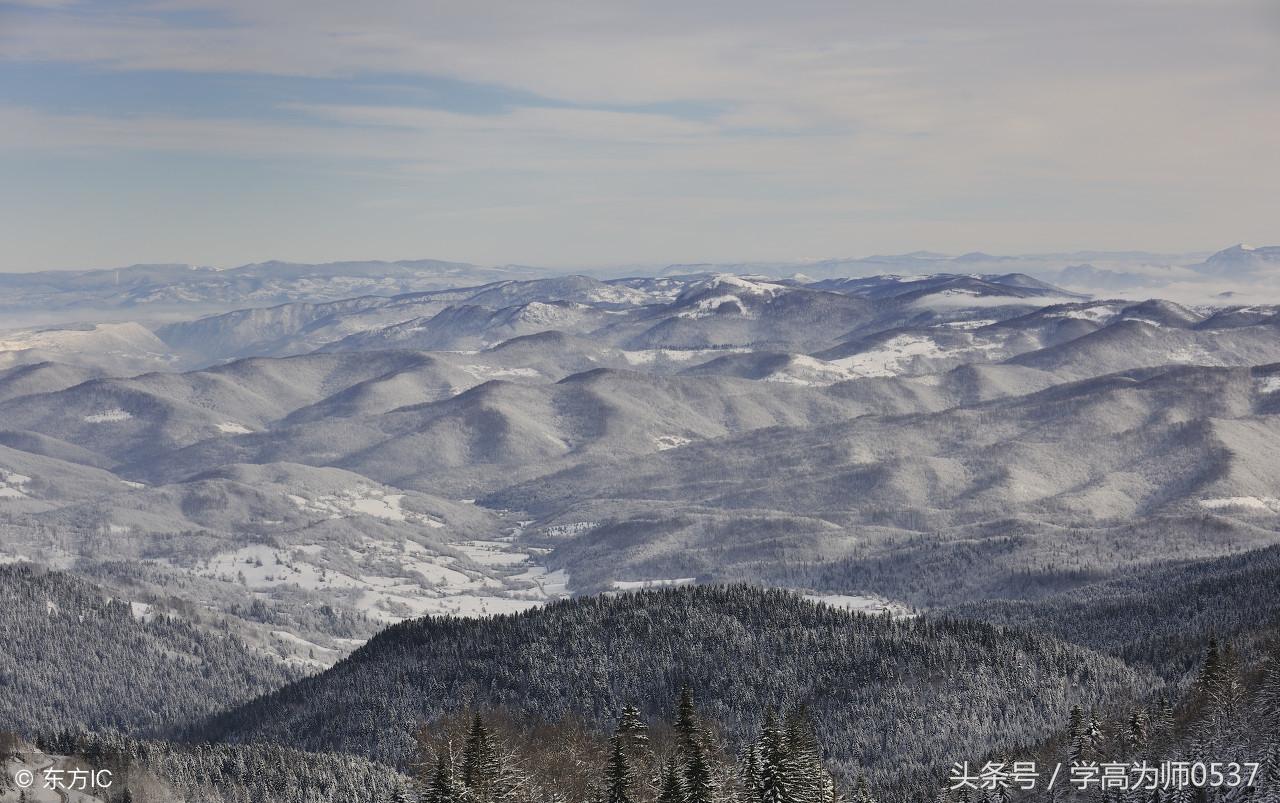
618,705,650,751
425,747,460,803
760,711,795,803
657,759,685,803
1127,709,1148,751
462,714,502,803
850,774,875,803
1253,647,1280,737
676,687,700,754
741,744,764,803
784,707,831,803
685,741,716,803
605,733,635,803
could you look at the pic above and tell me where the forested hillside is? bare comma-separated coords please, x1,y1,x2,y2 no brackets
934,641,1280,802
5,729,411,803
200,586,1149,795
951,543,1280,680
0,564,297,736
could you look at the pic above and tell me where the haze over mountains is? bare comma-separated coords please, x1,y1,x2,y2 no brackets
6,243,1279,326
3,245,1280,802
0,251,1274,627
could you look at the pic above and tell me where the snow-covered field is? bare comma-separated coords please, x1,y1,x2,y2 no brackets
611,577,696,590
1255,375,1280,394
620,346,751,366
286,486,444,527
0,470,31,498
83,409,132,423
654,434,693,450
196,519,572,628
829,335,946,377
803,592,914,617
1199,496,1280,513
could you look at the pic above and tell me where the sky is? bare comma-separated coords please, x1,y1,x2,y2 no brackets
1,0,1278,272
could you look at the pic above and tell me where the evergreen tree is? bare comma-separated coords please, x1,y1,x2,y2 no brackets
605,733,635,803
1150,695,1177,750
676,687,700,754
1068,705,1087,764
784,707,832,803
741,744,764,803
463,714,503,803
1253,647,1280,737
425,747,460,803
618,705,650,751
850,774,875,803
685,741,716,803
657,759,685,803
760,711,795,803
1127,709,1148,751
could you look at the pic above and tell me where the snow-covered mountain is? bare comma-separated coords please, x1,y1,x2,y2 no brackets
3,259,1280,674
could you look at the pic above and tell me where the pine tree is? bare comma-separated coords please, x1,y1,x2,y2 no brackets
686,741,716,803
1068,705,1087,763
657,759,685,803
425,747,459,803
1086,713,1105,759
784,707,831,803
1127,709,1148,751
760,711,795,803
673,688,715,803
1254,647,1280,737
1150,695,1176,750
463,714,502,803
605,733,635,803
850,774,875,803
676,687,700,754
741,744,764,803
618,705,650,751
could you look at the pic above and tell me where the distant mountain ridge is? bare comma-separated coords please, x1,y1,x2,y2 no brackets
2,243,1273,326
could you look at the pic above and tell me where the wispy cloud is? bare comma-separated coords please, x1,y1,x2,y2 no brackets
0,0,1277,270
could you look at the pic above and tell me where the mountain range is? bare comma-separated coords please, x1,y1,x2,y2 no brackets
2,246,1280,801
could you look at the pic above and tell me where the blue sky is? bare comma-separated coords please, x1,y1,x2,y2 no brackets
1,0,1277,271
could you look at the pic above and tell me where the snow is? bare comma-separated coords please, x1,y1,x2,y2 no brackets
1199,496,1280,512
460,364,541,379
828,335,946,377
620,347,750,365
216,421,253,434
1164,344,1223,365
677,293,749,319
543,521,599,537
83,409,132,423
803,593,914,617
612,577,696,590
943,319,997,330
1054,305,1116,322
2,752,108,802
517,301,582,324
1255,376,1280,394
457,539,533,567
0,470,31,498
654,434,693,450
286,487,444,527
197,525,573,627
761,355,862,386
